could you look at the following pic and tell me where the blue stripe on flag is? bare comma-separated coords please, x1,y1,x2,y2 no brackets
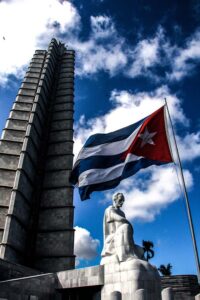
70,152,130,185
84,117,146,147
78,158,167,200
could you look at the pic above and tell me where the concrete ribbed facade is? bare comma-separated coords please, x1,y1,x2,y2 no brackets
0,39,75,272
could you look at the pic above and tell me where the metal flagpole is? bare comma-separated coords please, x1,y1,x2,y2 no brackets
164,98,200,282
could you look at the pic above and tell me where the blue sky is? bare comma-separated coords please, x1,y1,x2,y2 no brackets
0,0,200,275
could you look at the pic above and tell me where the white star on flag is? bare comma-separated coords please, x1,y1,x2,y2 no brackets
138,127,157,148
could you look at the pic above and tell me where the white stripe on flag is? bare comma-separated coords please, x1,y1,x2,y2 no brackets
78,153,142,187
76,124,142,161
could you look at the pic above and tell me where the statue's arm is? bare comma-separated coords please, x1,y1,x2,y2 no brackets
107,209,128,223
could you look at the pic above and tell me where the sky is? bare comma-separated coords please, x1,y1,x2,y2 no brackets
0,0,200,275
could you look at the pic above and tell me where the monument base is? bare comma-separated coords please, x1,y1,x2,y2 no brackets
101,258,161,300
0,262,199,299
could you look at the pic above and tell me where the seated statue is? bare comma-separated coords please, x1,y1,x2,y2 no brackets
101,192,143,264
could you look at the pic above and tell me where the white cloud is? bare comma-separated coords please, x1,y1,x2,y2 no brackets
74,226,100,265
70,15,128,76
0,0,80,84
113,166,193,222
127,36,159,77
126,27,200,82
72,39,127,76
169,29,200,80
176,132,200,161
90,15,115,39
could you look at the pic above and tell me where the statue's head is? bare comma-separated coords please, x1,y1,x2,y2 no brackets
112,192,125,208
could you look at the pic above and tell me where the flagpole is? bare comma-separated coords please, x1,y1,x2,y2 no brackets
164,98,200,282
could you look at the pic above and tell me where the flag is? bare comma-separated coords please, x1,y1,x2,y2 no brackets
70,106,173,200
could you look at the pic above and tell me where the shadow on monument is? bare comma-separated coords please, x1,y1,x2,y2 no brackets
59,286,102,300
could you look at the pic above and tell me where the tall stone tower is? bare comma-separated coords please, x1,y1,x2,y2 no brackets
0,39,75,272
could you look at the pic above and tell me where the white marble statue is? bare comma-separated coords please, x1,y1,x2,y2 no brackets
100,192,172,300
101,192,143,263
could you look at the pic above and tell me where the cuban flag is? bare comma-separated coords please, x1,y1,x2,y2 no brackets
70,106,173,200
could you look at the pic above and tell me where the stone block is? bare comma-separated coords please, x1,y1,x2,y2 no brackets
0,140,22,155
35,86,49,106
0,207,7,228
31,58,44,64
0,230,3,242
62,55,75,62
43,169,71,189
21,137,38,165
52,110,73,121
25,124,41,151
61,61,74,68
56,89,73,97
35,50,46,55
21,82,38,90
60,57,74,63
58,73,74,80
9,191,31,226
23,77,39,84
13,102,33,111
0,154,19,170
57,77,74,85
35,256,75,273
34,94,47,114
28,67,41,74
0,169,15,187
32,101,45,125
59,67,74,74
45,155,73,171
54,94,74,104
57,265,104,288
51,120,73,131
42,64,54,81
43,60,54,73
38,79,50,98
2,129,25,142
47,141,73,156
40,187,73,207
42,56,54,71
10,110,30,121
0,187,11,206
39,74,51,93
6,119,28,131
13,170,33,201
38,207,74,230
18,152,36,182
36,230,74,256
30,62,43,69
16,95,34,103
25,72,41,79
4,217,27,253
49,129,73,143
56,82,74,90
53,102,74,112
18,88,36,97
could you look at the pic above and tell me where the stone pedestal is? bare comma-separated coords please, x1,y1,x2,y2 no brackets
101,259,161,300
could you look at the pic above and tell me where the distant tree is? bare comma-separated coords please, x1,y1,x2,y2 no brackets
142,240,154,261
158,264,172,276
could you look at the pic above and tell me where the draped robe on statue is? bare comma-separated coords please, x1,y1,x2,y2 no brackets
101,205,140,262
